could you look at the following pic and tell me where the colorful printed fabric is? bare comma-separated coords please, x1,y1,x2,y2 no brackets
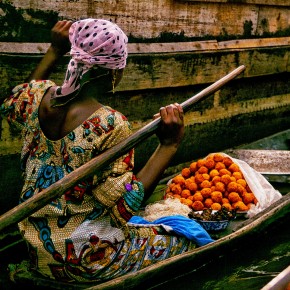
1,80,196,283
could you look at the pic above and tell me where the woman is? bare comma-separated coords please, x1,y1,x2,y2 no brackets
1,19,198,283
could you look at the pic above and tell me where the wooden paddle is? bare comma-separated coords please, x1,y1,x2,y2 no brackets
0,65,246,232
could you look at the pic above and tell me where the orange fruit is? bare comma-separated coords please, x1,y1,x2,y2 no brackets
232,201,248,211
212,175,221,185
171,184,182,195
197,159,206,168
202,173,210,180
215,162,226,171
233,171,243,180
172,175,185,186
220,174,232,185
227,181,238,192
222,203,232,211
228,192,242,203
209,169,219,178
195,173,205,184
192,192,204,202
228,163,240,173
222,197,229,204
219,168,231,176
181,198,193,207
223,156,233,167
189,162,198,173
181,189,191,199
204,158,215,169
204,198,214,208
243,192,255,204
200,180,211,189
181,167,192,178
201,188,212,198
213,153,224,162
211,203,222,211
192,200,204,211
211,191,223,203
184,179,198,192
237,178,247,188
198,166,209,174
215,182,226,193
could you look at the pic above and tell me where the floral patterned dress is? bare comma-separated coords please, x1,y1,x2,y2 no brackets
1,80,195,283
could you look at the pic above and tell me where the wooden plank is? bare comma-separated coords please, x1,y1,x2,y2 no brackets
6,1,290,40
1,37,289,54
261,265,290,290
178,0,290,6
225,149,290,175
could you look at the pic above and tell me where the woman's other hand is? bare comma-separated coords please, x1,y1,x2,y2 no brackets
51,20,73,56
26,20,73,82
154,103,184,148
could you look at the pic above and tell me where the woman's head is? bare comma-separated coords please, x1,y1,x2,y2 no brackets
69,18,128,69
51,18,128,106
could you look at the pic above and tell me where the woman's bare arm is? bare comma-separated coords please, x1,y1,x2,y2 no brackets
27,20,72,82
136,103,184,199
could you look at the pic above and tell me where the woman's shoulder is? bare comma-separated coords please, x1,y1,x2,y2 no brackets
26,80,56,102
1,80,56,129
5,80,56,107
99,105,131,130
87,105,132,138
11,80,55,94
101,105,129,123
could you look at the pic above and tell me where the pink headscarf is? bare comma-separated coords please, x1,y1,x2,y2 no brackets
51,18,128,106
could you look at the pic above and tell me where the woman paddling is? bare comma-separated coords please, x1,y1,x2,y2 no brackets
1,19,212,282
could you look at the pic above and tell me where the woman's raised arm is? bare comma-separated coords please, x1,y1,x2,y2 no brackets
27,20,72,82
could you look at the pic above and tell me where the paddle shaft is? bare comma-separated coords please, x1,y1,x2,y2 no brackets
0,65,245,232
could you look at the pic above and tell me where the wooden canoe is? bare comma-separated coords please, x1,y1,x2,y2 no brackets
1,130,289,289
4,191,289,290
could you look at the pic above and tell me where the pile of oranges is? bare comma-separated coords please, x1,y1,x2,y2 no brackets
165,153,257,211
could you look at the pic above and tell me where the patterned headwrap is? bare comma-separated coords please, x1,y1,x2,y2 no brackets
51,18,128,107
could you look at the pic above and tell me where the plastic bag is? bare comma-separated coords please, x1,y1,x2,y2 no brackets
227,153,282,218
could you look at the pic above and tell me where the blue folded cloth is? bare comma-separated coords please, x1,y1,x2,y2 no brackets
128,215,214,247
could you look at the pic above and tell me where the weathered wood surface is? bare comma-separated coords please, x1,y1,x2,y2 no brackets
0,66,245,233
261,265,290,290
3,1,290,39
226,149,290,174
226,149,290,186
182,0,289,5
1,38,290,155
1,38,289,94
2,37,290,54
